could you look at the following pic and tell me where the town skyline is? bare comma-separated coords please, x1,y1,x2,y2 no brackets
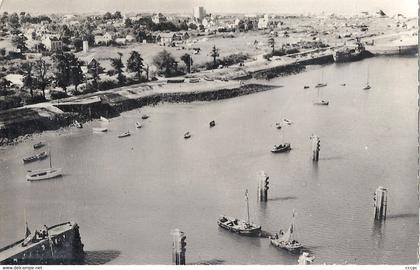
0,0,417,17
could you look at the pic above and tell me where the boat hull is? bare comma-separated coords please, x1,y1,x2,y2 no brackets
26,168,63,181
271,144,291,153
270,238,303,252
217,217,261,236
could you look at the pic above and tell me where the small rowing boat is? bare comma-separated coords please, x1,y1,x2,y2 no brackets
135,122,142,128
118,131,131,138
271,143,291,153
23,151,48,164
184,132,191,139
33,142,45,149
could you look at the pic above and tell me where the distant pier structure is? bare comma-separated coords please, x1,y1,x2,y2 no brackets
171,229,186,265
257,171,269,202
310,134,320,161
373,186,388,221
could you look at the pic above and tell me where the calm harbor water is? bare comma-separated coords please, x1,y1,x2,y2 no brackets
0,57,417,265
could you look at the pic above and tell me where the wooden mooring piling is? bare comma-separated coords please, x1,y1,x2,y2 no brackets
257,171,269,202
373,186,388,221
171,229,186,265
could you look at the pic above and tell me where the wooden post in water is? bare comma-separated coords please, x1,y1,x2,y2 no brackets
310,135,320,161
257,171,269,202
373,186,388,221
171,229,186,265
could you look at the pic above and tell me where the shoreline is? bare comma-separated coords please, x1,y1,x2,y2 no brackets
0,57,311,146
0,81,280,146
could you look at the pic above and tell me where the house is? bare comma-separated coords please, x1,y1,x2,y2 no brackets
158,33,176,46
152,13,167,24
258,15,270,29
126,35,135,43
94,32,114,45
115,38,127,45
41,35,63,52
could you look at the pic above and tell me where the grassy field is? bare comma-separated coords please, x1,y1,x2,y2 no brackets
75,31,273,73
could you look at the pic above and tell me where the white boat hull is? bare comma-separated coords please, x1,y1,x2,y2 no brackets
26,168,63,181
93,127,108,133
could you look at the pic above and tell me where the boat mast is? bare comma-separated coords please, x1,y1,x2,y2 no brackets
245,189,250,224
49,150,52,168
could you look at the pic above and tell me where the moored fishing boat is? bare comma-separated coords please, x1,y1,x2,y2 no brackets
209,120,216,127
33,142,45,150
118,131,131,138
26,152,62,181
275,122,282,129
271,143,291,153
313,100,329,106
135,122,142,128
23,151,48,164
270,210,303,252
141,114,149,120
92,127,108,133
184,132,191,139
26,168,63,181
217,190,261,236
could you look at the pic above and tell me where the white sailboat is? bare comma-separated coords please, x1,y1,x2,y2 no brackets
26,151,62,181
313,85,329,106
363,66,371,90
315,69,327,88
93,116,109,133
270,210,303,252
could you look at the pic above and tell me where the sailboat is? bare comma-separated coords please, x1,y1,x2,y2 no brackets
315,69,327,88
313,85,329,106
26,151,62,181
363,67,371,90
217,189,262,236
93,117,109,133
270,210,303,252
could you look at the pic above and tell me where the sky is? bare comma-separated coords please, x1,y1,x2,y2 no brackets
0,0,418,17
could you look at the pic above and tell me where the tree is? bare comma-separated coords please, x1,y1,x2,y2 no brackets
126,51,144,80
125,18,132,28
11,33,27,52
0,77,11,96
188,23,197,30
21,62,35,99
35,58,50,98
53,53,74,93
87,58,103,90
180,53,193,73
268,36,275,54
7,12,20,31
152,50,177,77
113,11,122,19
111,52,126,84
103,12,112,20
70,59,84,92
210,45,219,68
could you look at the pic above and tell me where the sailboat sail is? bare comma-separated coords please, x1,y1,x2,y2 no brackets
280,210,295,242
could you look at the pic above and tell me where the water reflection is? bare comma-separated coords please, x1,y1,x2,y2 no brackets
371,221,386,249
82,250,121,265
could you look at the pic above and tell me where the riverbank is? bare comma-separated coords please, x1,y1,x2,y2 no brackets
0,80,279,145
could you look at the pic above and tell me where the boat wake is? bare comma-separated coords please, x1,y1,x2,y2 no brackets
267,196,297,201
189,258,225,265
386,213,418,219
82,250,121,265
